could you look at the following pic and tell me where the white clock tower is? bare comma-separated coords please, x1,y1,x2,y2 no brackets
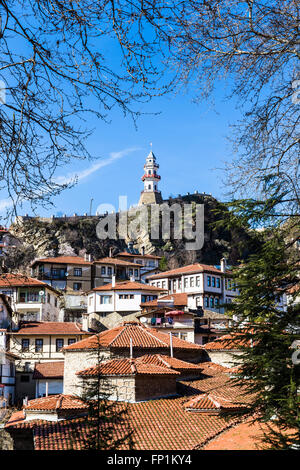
138,150,163,205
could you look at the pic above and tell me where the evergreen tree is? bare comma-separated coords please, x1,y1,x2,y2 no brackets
216,206,300,449
76,336,134,450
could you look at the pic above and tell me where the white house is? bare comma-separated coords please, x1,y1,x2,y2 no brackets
93,257,141,287
0,273,61,323
148,259,239,313
0,330,18,406
87,278,167,330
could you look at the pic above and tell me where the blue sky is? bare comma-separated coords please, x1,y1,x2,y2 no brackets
0,73,241,220
41,83,240,218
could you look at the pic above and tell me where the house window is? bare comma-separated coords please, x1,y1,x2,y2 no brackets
107,267,112,275
20,375,30,383
210,298,214,308
162,281,166,289
130,294,134,299
190,277,194,287
101,267,106,275
47,293,50,303
212,277,216,287
196,276,200,287
73,283,82,291
56,338,64,352
216,278,220,288
21,339,30,352
129,269,133,276
74,268,82,277
207,276,211,287
89,296,93,306
55,297,58,307
68,338,76,345
184,278,188,288
100,295,112,304
215,298,219,307
35,339,43,353
134,269,139,277
178,279,181,289
180,333,187,341
204,297,209,308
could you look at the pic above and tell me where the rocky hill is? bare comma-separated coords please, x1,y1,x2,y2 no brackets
6,193,260,272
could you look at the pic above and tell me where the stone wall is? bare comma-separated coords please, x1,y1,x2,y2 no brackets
135,375,177,401
205,350,243,368
63,349,111,395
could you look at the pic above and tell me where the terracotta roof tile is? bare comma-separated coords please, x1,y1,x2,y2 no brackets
204,333,251,351
24,398,237,450
0,273,55,288
93,257,139,267
32,256,92,266
33,361,64,379
64,322,203,352
14,321,90,336
24,394,88,411
93,281,166,292
139,354,202,372
148,263,227,280
76,357,180,377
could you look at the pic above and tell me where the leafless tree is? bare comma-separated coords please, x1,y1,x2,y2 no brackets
0,1,298,221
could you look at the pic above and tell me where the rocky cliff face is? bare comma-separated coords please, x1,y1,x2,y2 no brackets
7,194,259,272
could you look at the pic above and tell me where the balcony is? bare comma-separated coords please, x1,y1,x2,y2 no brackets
146,317,193,329
141,174,161,181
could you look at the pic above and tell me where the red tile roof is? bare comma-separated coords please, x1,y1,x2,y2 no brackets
141,293,188,307
64,322,203,352
76,357,180,377
33,362,64,379
184,393,249,412
204,333,250,351
13,321,90,336
0,273,56,288
10,397,237,450
139,354,202,373
93,257,139,267
148,263,229,280
24,394,88,412
32,256,92,266
93,281,166,292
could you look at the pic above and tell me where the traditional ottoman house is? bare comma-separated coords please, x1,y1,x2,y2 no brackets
76,354,203,402
148,259,239,313
62,321,204,395
0,273,61,323
8,321,92,401
87,279,167,330
92,257,141,287
31,255,93,292
33,361,64,398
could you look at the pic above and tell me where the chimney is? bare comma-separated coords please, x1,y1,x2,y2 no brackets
220,258,227,273
84,253,92,262
82,313,89,332
112,275,116,288
130,275,135,282
169,332,173,358
130,338,133,359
